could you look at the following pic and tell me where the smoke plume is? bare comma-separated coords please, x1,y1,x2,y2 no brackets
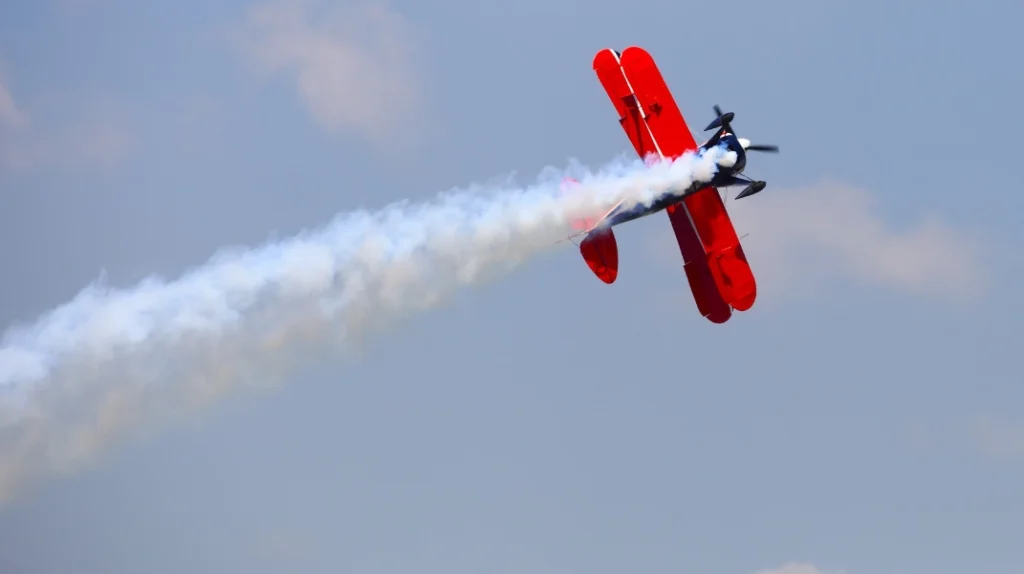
0,147,734,502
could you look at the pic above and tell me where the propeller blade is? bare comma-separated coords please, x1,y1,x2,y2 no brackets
745,144,779,152
703,111,734,131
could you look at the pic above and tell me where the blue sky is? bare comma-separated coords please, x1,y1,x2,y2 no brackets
1,0,1022,573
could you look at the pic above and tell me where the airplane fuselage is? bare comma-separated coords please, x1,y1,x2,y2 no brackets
599,133,748,229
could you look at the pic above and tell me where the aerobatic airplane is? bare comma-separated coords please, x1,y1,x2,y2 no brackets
565,46,778,324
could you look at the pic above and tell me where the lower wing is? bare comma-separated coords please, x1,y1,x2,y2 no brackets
681,187,756,311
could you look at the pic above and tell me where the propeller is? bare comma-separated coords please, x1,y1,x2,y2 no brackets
704,105,778,152
703,105,734,131
702,105,779,200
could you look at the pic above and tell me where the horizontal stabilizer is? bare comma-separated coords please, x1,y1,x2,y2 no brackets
579,228,619,284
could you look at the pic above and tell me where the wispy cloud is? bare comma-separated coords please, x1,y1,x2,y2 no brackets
258,528,317,563
645,181,987,305
0,72,136,174
755,563,842,574
966,414,1024,460
0,79,28,128
905,414,1024,461
234,0,423,146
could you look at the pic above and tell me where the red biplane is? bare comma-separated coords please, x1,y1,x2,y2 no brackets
567,46,778,324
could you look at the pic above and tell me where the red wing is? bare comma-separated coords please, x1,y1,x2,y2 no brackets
591,49,660,160
616,47,699,154
618,47,757,312
665,203,732,323
680,187,757,310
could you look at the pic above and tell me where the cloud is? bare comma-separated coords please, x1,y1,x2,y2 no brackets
0,79,28,128
235,0,423,146
905,414,1024,461
966,414,1024,460
645,181,987,305
755,563,842,574
258,528,317,562
0,73,136,174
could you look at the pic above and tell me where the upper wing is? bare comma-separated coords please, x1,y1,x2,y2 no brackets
618,46,757,313
615,47,700,154
591,49,661,160
592,48,732,323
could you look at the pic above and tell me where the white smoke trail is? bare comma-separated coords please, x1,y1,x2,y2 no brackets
0,146,735,501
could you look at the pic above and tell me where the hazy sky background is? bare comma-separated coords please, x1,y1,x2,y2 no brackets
1,0,1022,573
